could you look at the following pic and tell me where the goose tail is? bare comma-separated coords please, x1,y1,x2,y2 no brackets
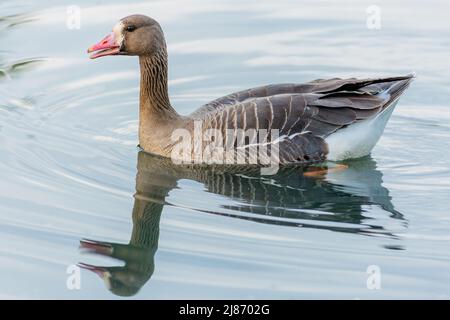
382,73,415,109
325,73,415,161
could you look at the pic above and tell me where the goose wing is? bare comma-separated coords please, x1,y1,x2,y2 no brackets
192,75,414,164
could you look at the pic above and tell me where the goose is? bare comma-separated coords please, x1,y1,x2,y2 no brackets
87,14,414,166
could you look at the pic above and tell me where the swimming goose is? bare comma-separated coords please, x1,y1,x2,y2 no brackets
88,15,414,165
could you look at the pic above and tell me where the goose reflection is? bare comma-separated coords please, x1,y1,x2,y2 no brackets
79,151,404,296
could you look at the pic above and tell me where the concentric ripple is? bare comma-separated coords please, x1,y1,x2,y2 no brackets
1,0,450,299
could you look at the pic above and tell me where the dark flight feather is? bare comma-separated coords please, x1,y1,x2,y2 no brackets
190,74,414,164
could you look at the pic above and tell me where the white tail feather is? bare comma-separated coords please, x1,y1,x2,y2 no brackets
325,99,399,161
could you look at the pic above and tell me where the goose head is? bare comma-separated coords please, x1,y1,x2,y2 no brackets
87,15,166,59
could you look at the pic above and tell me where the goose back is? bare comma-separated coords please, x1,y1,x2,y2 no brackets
188,75,414,164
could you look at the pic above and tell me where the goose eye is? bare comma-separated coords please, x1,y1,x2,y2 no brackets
126,26,136,32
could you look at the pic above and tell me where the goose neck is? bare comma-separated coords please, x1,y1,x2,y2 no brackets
139,52,178,119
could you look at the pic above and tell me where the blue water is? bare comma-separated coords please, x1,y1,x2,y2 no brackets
0,0,449,299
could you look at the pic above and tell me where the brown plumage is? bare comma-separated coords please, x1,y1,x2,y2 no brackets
88,14,414,165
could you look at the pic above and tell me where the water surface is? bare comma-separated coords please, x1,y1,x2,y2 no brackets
0,0,450,299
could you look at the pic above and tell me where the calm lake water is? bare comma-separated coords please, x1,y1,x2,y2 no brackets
1,0,450,299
